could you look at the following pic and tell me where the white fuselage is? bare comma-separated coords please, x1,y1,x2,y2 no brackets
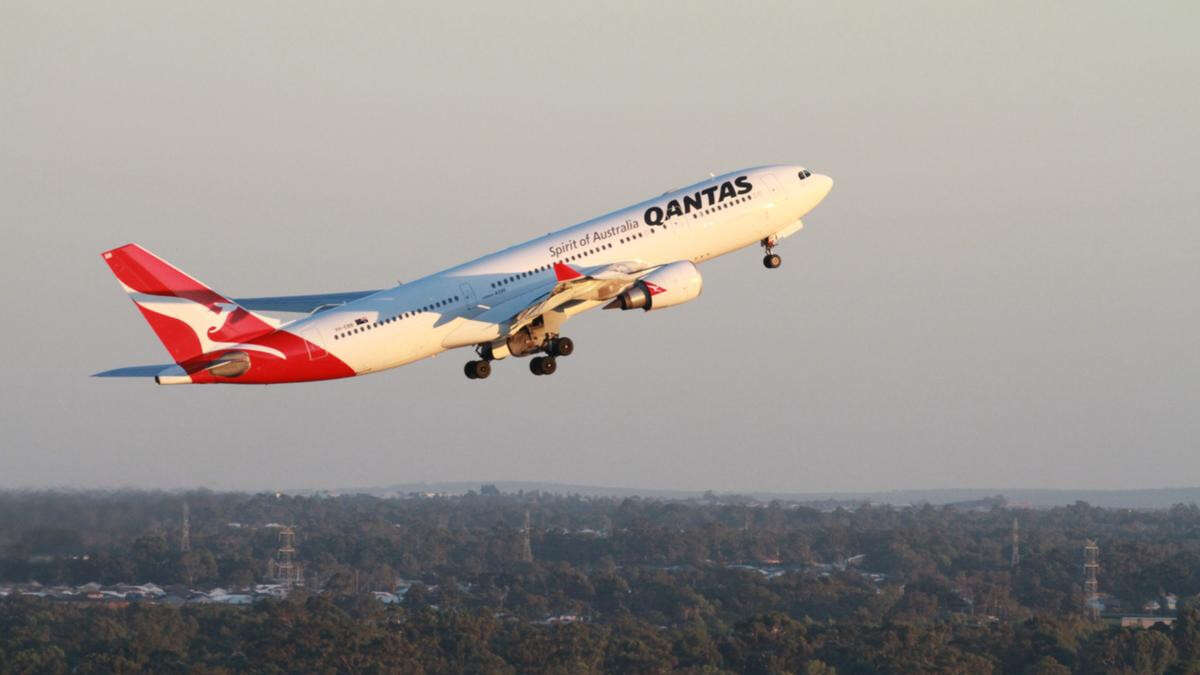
286,164,832,375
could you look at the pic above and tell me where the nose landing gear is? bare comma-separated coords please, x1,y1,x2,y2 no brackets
761,236,782,269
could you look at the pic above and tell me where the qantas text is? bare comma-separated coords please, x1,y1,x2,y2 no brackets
643,176,753,226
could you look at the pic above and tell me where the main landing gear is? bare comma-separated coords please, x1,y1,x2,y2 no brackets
464,359,491,379
762,236,782,269
463,336,575,379
548,337,574,357
530,337,574,376
529,356,557,375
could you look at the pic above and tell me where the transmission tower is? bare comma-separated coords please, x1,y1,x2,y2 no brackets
269,526,303,591
1083,539,1100,619
180,502,191,553
519,510,533,562
1010,517,1019,568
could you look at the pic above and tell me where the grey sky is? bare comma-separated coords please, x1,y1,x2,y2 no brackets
2,2,1197,492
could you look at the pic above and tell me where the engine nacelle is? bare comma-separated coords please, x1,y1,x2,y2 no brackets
606,260,703,312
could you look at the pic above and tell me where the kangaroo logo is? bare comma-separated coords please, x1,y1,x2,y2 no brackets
206,303,260,343
126,290,286,360
643,281,667,296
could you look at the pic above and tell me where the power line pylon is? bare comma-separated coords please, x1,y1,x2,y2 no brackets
519,510,533,562
180,502,191,553
269,526,303,592
1010,517,1019,568
1083,539,1100,619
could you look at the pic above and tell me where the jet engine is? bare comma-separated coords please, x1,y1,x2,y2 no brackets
605,260,703,311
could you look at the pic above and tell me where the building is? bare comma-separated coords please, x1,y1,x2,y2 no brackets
1121,616,1175,628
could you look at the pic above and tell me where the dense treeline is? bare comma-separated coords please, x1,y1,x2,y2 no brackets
5,592,1200,672
2,490,1200,672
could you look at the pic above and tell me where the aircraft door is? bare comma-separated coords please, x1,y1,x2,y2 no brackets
761,173,786,201
459,282,477,309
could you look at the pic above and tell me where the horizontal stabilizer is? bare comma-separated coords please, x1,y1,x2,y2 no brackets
234,291,380,313
93,364,174,377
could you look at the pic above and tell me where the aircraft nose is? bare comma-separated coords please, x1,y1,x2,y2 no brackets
813,174,833,201
796,173,832,213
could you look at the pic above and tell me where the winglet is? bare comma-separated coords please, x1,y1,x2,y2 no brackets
553,262,584,282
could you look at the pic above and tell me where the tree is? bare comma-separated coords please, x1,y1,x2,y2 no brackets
1027,655,1071,675
1079,627,1177,674
1174,602,1200,665
177,549,217,586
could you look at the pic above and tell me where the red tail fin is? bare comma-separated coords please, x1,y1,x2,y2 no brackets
101,244,277,363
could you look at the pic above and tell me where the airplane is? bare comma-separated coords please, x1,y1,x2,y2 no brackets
97,164,833,384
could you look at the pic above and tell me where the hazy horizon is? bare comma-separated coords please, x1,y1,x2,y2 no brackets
9,481,1200,511
2,2,1197,492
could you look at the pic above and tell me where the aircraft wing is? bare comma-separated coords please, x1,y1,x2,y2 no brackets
505,262,631,329
454,261,641,335
233,290,380,314
489,260,655,336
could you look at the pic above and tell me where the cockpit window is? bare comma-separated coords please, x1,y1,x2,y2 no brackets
797,170,812,180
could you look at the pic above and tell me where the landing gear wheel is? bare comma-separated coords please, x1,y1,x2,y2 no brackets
530,356,557,375
551,337,574,357
763,253,782,269
464,360,491,379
